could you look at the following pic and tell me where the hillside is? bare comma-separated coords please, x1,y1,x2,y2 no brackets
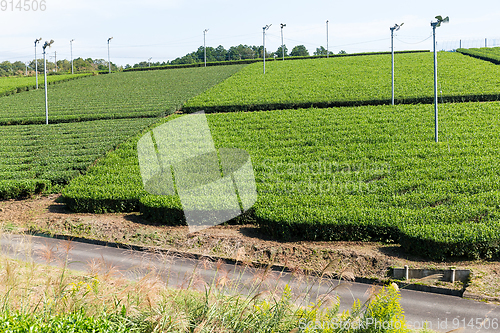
184,52,500,112
0,65,246,196
62,52,500,260
3,52,500,260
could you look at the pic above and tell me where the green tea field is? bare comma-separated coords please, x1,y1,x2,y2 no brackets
0,66,244,125
0,65,245,197
2,50,500,260
458,46,500,64
0,73,91,97
62,51,500,260
62,101,500,260
184,52,500,112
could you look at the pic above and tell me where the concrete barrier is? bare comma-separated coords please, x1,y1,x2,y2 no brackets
393,266,470,283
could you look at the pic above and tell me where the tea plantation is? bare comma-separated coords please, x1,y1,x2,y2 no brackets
63,101,500,260
184,51,500,112
3,50,500,260
0,65,245,196
0,73,92,97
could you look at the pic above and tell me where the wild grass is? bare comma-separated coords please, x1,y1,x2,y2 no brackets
0,235,437,332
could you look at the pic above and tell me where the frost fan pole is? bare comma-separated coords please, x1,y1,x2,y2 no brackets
431,15,449,143
34,38,42,89
107,37,113,74
390,23,403,106
70,39,74,74
280,23,286,60
42,39,54,125
326,20,329,58
263,24,271,74
432,23,438,142
203,29,209,67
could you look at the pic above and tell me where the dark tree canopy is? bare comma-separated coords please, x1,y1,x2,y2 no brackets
290,45,310,57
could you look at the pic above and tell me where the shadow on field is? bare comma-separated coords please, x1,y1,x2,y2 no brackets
377,245,412,260
47,201,72,214
376,245,492,264
236,226,286,242
122,213,172,227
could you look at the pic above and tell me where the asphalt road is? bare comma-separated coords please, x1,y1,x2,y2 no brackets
1,234,499,332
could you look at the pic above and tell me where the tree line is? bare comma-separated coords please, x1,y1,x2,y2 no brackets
0,58,118,77
0,44,346,76
126,44,346,68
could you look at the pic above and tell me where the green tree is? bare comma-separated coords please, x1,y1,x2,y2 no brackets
252,45,263,58
133,61,149,68
228,45,256,60
313,46,334,56
205,46,217,62
73,57,93,72
12,61,25,75
0,61,12,75
215,45,228,61
56,59,71,72
275,45,288,58
29,59,44,74
171,53,197,65
290,45,309,57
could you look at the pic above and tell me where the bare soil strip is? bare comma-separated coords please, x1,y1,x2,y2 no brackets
1,194,499,300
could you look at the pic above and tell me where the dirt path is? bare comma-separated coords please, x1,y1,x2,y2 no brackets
1,194,499,299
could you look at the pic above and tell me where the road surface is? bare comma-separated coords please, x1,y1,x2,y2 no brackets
1,234,498,332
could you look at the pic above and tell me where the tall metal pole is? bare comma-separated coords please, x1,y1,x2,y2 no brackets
203,29,208,67
391,28,395,105
70,39,74,74
107,37,113,73
428,16,448,143
35,46,37,85
263,24,271,74
262,27,266,74
43,47,48,124
54,51,57,72
280,23,286,60
326,20,329,58
432,23,438,143
263,27,266,74
390,23,403,105
42,40,54,125
390,26,397,105
34,38,41,89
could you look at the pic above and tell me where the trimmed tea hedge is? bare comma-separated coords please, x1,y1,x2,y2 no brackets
0,65,246,125
139,195,185,225
457,47,500,65
0,118,157,199
0,179,51,199
0,64,248,199
183,52,500,113
63,103,500,259
0,73,92,98
399,219,500,260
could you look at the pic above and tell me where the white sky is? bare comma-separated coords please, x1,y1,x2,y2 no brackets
1,0,499,66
